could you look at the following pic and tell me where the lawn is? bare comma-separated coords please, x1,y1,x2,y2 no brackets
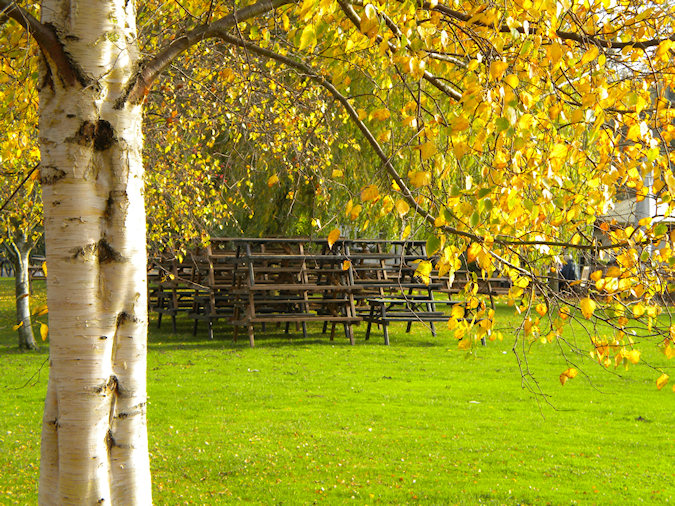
0,278,673,504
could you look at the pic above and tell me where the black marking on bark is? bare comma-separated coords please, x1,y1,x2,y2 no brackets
108,375,118,392
117,402,146,419
74,120,96,146
104,191,130,223
93,120,114,151
40,166,66,185
66,113,76,118
104,193,115,223
117,311,140,328
97,239,124,263
71,120,115,151
99,335,108,340
95,375,118,394
97,499,105,504
47,418,59,429
105,429,114,451
71,242,97,260
71,240,125,263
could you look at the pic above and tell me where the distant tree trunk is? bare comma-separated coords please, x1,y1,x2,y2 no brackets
4,232,38,350
37,1,151,503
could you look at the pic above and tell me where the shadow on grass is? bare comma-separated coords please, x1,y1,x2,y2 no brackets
0,346,49,356
149,317,440,351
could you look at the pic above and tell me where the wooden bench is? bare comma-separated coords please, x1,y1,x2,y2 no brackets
363,297,463,344
187,243,237,338
148,255,206,333
228,238,359,346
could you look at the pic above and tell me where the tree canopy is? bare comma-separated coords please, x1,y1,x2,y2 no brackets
135,0,675,381
3,0,675,372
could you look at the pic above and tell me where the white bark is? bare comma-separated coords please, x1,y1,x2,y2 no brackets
38,1,151,503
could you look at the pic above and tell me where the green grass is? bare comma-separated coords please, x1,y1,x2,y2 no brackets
0,278,674,504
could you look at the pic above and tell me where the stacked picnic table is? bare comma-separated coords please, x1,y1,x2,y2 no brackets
148,237,509,346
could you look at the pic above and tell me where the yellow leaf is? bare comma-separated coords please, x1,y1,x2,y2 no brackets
550,143,568,159
40,322,48,341
349,204,362,221
466,243,482,263
42,261,47,277
605,266,621,278
12,322,24,331
656,373,669,390
220,68,236,83
450,116,470,133
409,171,431,188
415,260,432,285
33,304,48,316
580,45,599,65
327,228,340,249
665,344,675,360
453,139,469,158
504,74,519,88
361,184,380,202
590,270,603,282
370,108,391,121
395,199,410,217
418,141,437,160
580,298,596,319
342,260,351,271
357,108,368,121
625,349,641,365
489,60,509,81
451,305,465,320
299,25,316,51
457,337,471,350
559,367,578,386
547,42,563,64
381,195,394,214
535,303,547,316
559,306,570,320
377,129,391,142
633,303,645,318
331,169,344,178
267,174,280,187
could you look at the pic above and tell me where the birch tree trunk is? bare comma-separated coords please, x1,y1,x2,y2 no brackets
5,232,38,350
37,1,151,503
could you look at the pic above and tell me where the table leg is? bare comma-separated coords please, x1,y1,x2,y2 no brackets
365,305,375,340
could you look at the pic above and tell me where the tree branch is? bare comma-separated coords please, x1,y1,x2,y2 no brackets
0,163,39,214
425,1,675,50
0,0,80,86
336,0,463,101
211,31,477,241
207,30,660,256
122,0,294,105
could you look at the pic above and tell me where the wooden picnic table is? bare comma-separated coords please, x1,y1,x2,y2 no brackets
149,237,475,346
363,297,463,344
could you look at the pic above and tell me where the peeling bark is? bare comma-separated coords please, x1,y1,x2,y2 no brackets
37,1,151,503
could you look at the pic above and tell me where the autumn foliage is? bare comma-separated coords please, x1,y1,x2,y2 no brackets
2,0,675,387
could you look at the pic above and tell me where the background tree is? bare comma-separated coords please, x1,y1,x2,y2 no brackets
0,25,43,350
0,0,673,503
